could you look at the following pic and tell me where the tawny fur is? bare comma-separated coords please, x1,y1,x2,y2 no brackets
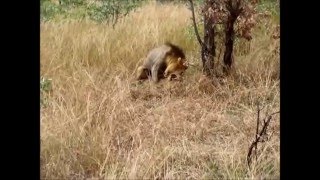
136,42,188,83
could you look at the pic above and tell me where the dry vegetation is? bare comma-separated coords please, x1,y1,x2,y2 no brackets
41,1,279,179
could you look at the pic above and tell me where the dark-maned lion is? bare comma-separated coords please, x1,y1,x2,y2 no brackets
136,42,188,83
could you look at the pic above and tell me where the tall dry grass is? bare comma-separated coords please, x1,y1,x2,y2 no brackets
41,2,279,179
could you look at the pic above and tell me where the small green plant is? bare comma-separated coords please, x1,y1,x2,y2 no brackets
40,77,52,107
41,77,52,93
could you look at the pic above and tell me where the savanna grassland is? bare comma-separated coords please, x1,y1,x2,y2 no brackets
41,1,280,179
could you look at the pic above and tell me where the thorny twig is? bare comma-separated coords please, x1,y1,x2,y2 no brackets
247,103,279,168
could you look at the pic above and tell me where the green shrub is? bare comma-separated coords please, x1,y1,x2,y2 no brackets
40,77,52,107
41,0,63,21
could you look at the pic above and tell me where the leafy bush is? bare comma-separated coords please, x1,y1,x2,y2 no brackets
40,0,146,23
41,0,63,21
87,0,147,23
257,0,279,16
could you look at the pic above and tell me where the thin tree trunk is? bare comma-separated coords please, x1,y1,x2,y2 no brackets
223,0,243,74
223,16,236,74
188,0,216,76
202,0,216,76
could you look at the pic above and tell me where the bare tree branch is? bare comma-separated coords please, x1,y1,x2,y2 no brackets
255,103,260,160
247,105,280,168
188,0,205,48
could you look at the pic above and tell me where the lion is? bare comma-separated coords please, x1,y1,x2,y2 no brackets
136,42,188,83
